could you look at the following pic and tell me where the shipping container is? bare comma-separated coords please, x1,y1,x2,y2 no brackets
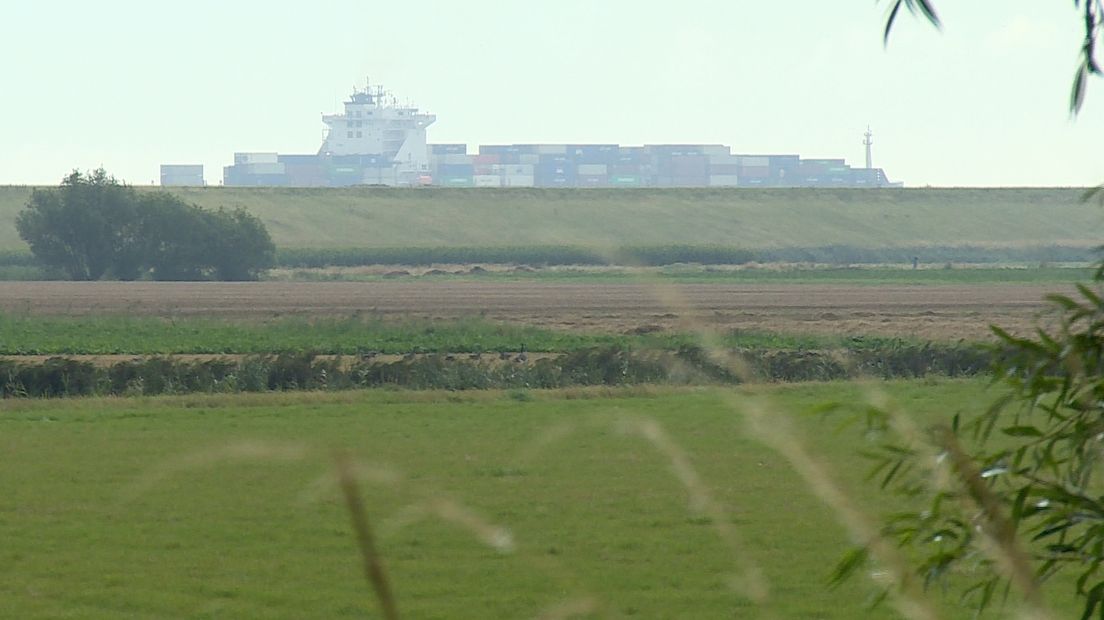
438,176,474,187
576,174,608,187
430,144,467,155
474,175,502,187
708,175,740,187
768,155,800,167
519,154,540,165
611,164,641,175
667,176,709,187
333,154,387,166
709,164,741,175
472,154,500,165
700,145,732,157
609,175,642,186
436,163,475,176
234,152,278,165
243,162,286,175
278,154,322,166
577,163,608,175
708,154,740,166
435,154,473,166
663,155,708,177
160,165,204,187
738,156,770,168
538,154,570,165
739,166,770,178
503,175,535,187
536,144,568,155
647,145,703,156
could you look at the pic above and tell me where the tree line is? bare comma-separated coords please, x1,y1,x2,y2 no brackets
16,169,274,281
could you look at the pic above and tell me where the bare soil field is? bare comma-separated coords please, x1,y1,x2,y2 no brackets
0,280,1066,340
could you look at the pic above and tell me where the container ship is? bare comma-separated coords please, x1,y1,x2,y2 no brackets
199,81,899,189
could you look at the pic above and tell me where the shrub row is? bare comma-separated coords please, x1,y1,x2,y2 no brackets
0,343,991,398
757,244,1098,265
3,244,1094,276
274,245,758,268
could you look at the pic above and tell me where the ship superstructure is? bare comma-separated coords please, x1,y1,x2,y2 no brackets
224,80,435,187
319,81,435,180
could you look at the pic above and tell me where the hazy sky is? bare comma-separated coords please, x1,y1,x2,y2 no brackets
2,1,1101,187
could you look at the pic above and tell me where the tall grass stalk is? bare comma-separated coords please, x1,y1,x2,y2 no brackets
336,452,401,620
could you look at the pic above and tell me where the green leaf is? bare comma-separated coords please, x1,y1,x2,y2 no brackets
828,546,869,588
1003,425,1044,438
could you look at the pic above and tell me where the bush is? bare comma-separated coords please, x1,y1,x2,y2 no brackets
17,169,274,281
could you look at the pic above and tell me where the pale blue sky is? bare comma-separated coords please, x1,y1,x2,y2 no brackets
1,1,1100,186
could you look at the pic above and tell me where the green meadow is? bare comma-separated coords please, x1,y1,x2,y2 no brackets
0,381,1079,618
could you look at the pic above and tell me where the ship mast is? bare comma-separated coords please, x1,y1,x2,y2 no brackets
863,126,874,170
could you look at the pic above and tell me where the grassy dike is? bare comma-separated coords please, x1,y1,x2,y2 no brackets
0,186,1101,252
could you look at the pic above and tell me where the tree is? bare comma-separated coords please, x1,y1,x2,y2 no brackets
831,4,1104,617
16,169,144,280
17,169,276,281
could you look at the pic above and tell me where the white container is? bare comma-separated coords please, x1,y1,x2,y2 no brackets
536,145,568,155
503,175,535,187
234,152,279,165
474,175,502,187
708,175,741,187
577,164,607,175
519,154,540,165
700,145,731,157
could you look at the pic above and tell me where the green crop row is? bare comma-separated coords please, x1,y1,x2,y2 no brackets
0,314,945,356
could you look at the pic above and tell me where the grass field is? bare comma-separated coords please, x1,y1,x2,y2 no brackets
1,186,1101,252
0,381,1079,618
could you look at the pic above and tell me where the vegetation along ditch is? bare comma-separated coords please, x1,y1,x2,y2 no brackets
1,342,991,398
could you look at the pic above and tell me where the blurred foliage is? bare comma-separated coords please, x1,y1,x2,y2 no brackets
835,275,1104,617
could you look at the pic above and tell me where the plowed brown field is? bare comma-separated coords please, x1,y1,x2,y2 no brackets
0,280,1067,340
